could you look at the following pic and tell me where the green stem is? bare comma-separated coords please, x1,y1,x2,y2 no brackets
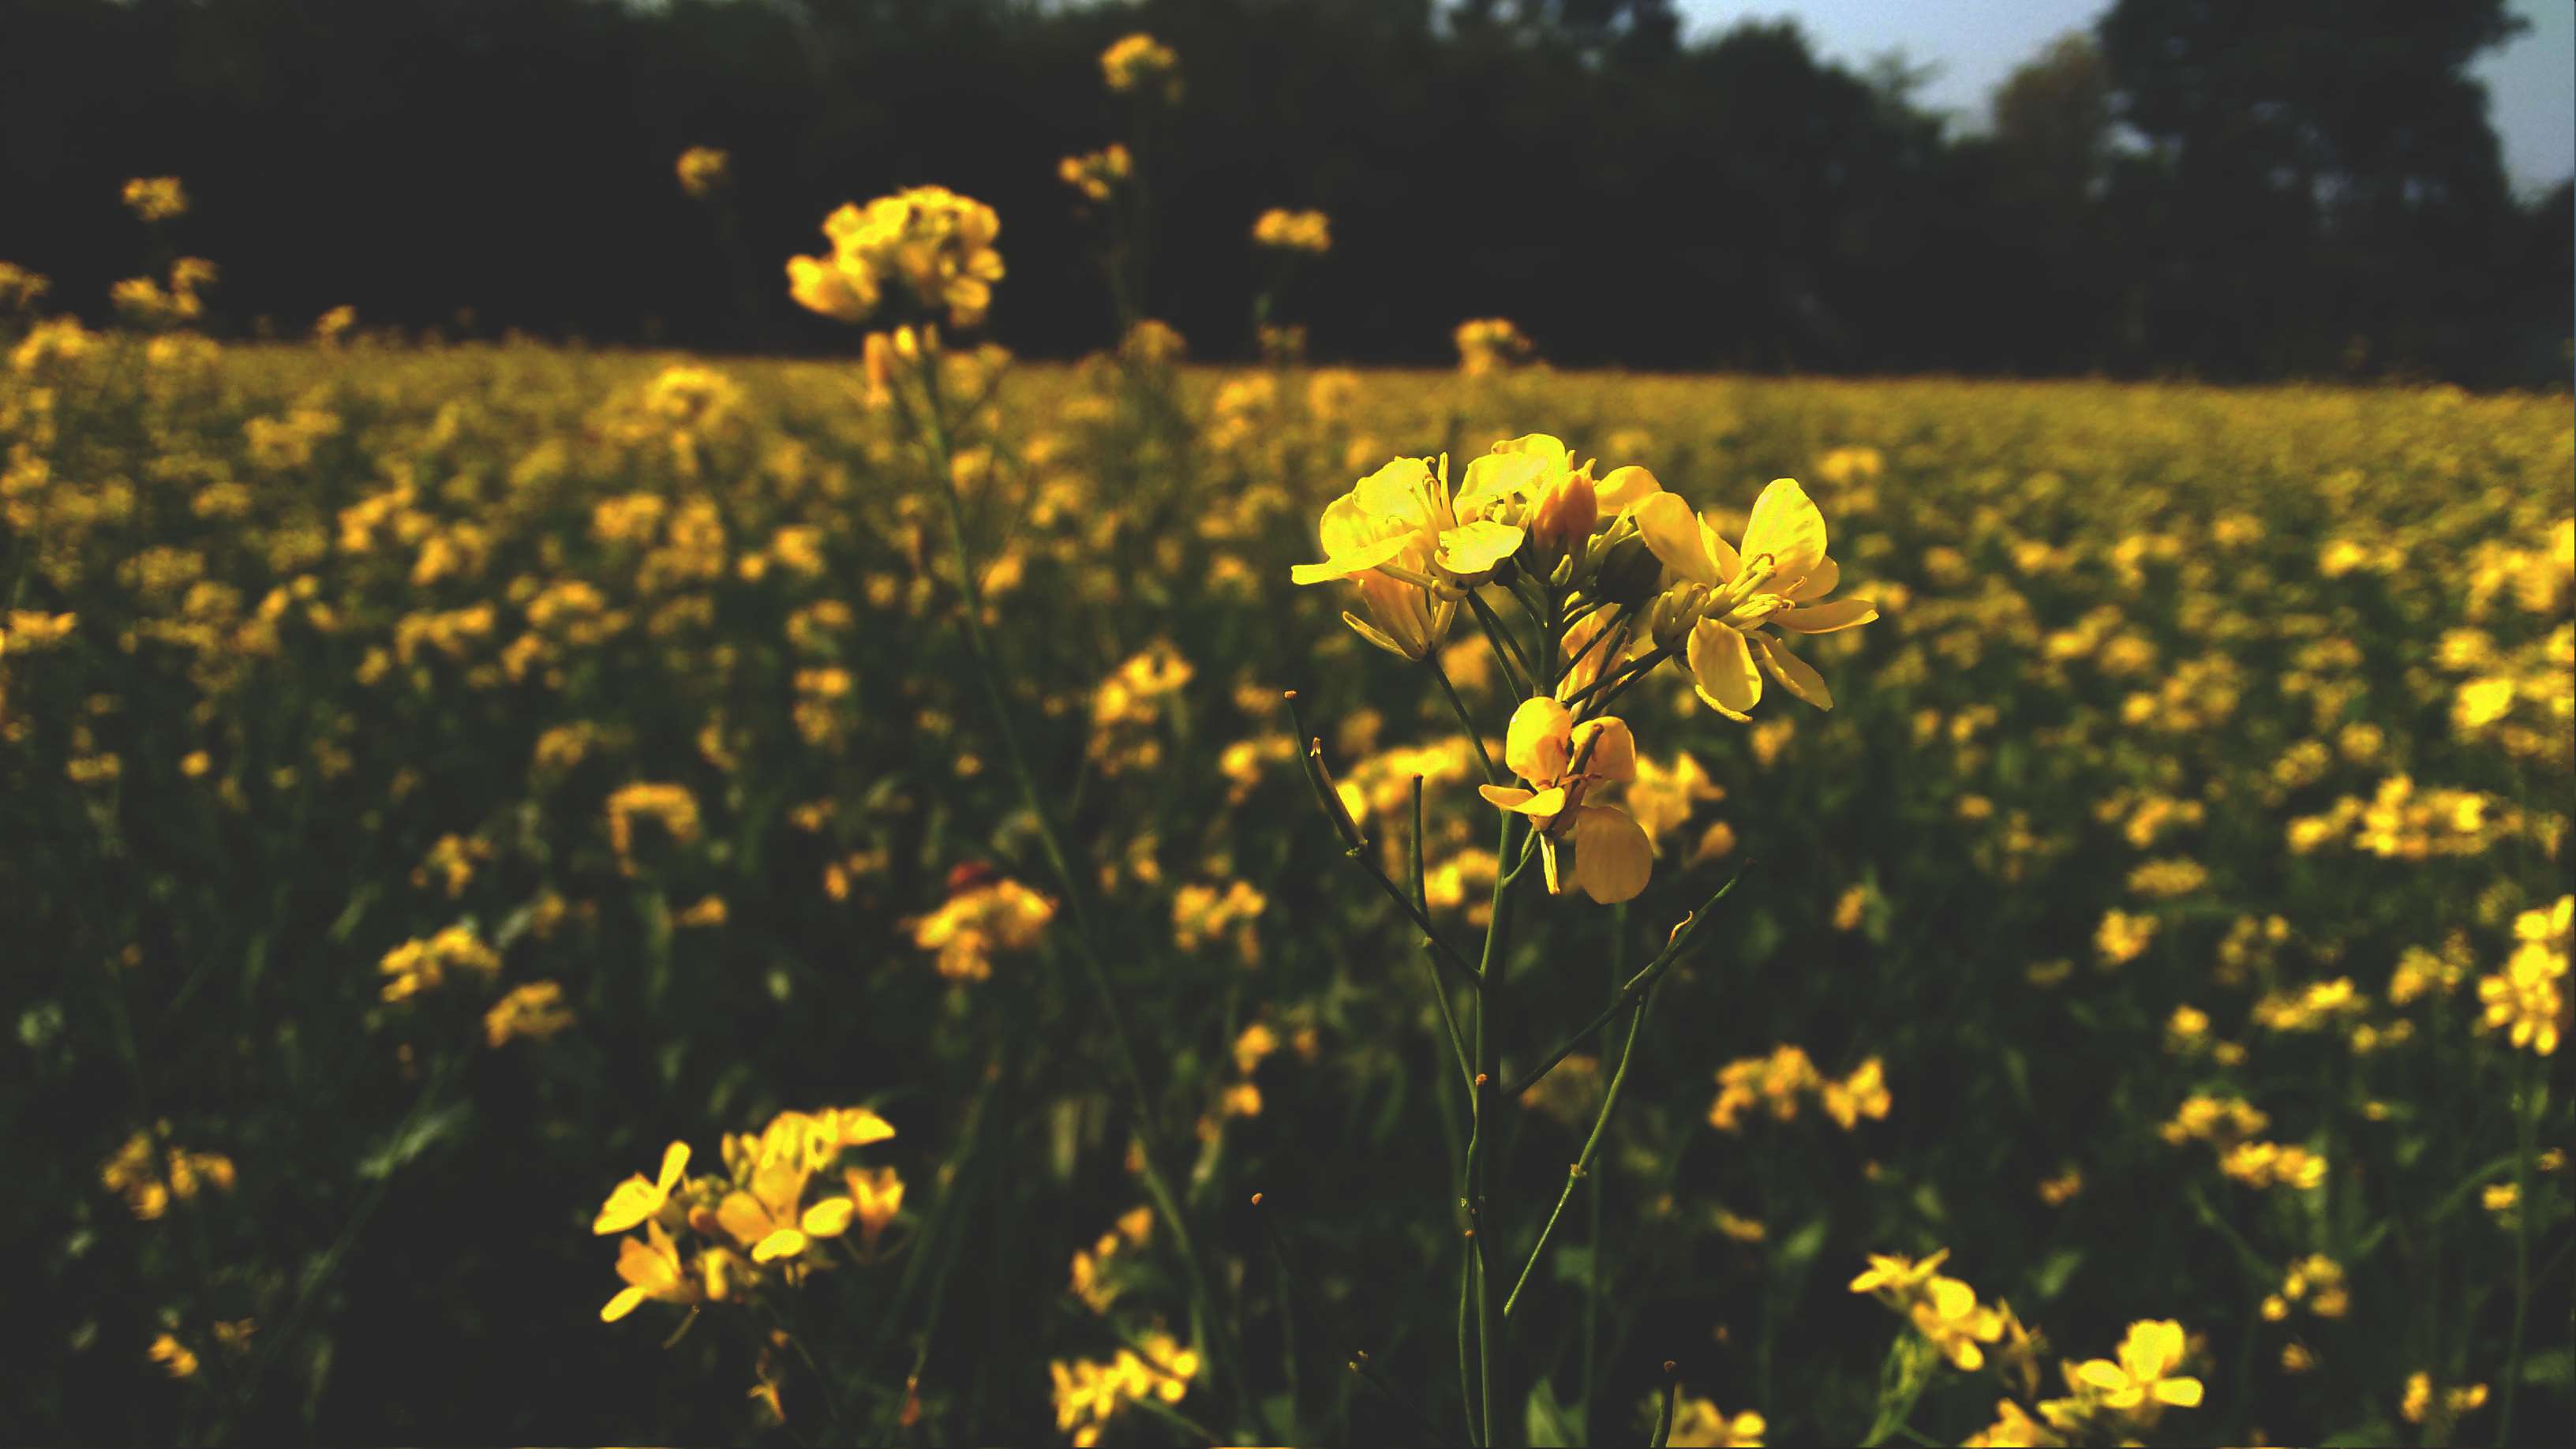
1649,1365,1679,1449
1503,977,1658,1318
2496,1049,2537,1449
1465,588,1534,699
915,346,1224,1407
1428,656,1502,784
1504,863,1754,1100
1417,777,1476,1096
1284,692,1485,994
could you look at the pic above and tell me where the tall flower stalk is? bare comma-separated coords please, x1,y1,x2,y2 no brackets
1286,433,1873,1442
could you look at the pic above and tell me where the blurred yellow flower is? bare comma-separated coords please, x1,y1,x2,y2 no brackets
1252,208,1331,253
675,146,729,198
1100,32,1181,99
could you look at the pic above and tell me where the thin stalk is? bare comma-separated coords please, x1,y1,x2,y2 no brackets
1649,1363,1679,1449
1464,588,1534,699
1285,693,1485,994
1416,777,1475,1095
1580,902,1623,1436
1428,655,1501,784
1458,1237,1481,1446
1561,638,1679,714
2496,1049,2537,1449
1503,977,1658,1318
915,347,1223,1402
1505,863,1754,1100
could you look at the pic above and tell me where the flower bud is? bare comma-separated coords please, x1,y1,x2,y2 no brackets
1530,470,1599,559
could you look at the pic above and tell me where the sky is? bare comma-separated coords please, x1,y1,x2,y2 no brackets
1678,0,2576,196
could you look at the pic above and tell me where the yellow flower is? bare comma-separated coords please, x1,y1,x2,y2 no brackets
2072,1320,2203,1419
1058,144,1133,202
1821,1058,1890,1129
675,146,730,197
1294,451,1526,590
1455,316,1534,375
787,187,1004,328
1850,1248,1950,1297
1668,1393,1766,1446
844,1164,904,1252
1252,208,1332,253
484,981,575,1047
599,1218,697,1322
1101,32,1181,99
1964,1398,2056,1447
1622,750,1723,848
1634,480,1874,719
2477,894,2570,1055
123,176,188,223
593,1140,691,1235
908,876,1056,981
148,1333,199,1379
1477,696,1653,904
1911,1274,2005,1370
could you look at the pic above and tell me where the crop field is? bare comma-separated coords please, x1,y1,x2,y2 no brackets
4,312,2569,1448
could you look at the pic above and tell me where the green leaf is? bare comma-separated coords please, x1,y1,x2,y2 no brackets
357,1101,472,1180
2030,1247,2084,1301
1526,1375,1579,1448
2520,1346,2574,1386
1777,1216,1829,1275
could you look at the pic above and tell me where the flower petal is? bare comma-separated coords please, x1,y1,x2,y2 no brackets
1571,716,1637,783
1504,696,1574,783
600,1285,649,1323
1783,554,1840,601
1477,784,1537,811
656,1140,691,1194
1773,597,1876,634
1290,531,1412,585
1436,519,1525,577
801,1196,856,1237
1571,805,1653,903
1752,632,1834,710
1353,456,1440,521
2155,1377,2205,1407
1687,620,1761,717
1740,478,1826,587
1594,464,1662,515
751,1228,810,1263
1634,492,1719,588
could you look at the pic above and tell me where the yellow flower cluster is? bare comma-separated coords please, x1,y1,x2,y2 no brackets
907,872,1055,981
1850,1249,2006,1370
2477,893,2570,1054
1455,316,1534,376
1668,1392,1765,1447
2035,1320,2205,1432
1252,208,1332,254
1058,144,1133,203
674,146,729,198
1708,1045,1887,1131
100,1127,238,1219
1049,1331,1199,1448
1171,879,1266,962
122,175,188,223
2400,1370,2489,1431
592,1106,900,1324
606,781,702,869
484,981,576,1047
2286,773,2523,859
1088,638,1193,774
1099,32,1181,100
376,923,502,1002
0,260,50,314
1068,1205,1155,1313
2260,1253,2349,1320
788,186,1004,328
112,257,218,329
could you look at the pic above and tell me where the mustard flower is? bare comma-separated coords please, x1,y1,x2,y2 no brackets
1101,32,1181,100
1455,316,1534,375
593,1140,691,1234
1634,480,1874,719
1058,144,1133,202
1252,208,1332,254
123,176,187,223
788,186,1004,328
1668,1394,1765,1447
1477,696,1653,904
2071,1320,2203,1420
599,1217,698,1322
484,981,575,1047
674,146,730,198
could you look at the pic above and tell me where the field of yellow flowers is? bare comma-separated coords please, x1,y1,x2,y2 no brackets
4,36,2571,1446
6,318,2568,1445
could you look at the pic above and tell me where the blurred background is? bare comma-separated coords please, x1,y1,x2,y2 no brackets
2,0,2567,383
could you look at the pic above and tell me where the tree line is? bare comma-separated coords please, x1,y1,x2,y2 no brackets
2,0,2565,384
